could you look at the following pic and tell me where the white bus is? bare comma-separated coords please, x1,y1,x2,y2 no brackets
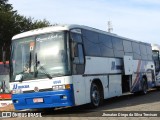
152,44,160,86
9,25,156,110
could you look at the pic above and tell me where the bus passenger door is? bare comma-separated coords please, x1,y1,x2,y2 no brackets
70,31,86,105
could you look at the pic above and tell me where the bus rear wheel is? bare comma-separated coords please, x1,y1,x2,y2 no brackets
90,83,103,108
141,78,148,95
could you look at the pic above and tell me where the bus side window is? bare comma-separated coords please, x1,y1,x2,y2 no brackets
73,44,84,65
77,44,84,64
70,32,82,43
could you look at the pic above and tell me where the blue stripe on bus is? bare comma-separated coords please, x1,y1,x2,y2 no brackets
12,84,75,110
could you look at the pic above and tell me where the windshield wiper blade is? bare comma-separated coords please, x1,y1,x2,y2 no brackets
52,73,64,77
37,65,53,79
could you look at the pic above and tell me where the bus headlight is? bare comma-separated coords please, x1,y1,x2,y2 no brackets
11,89,23,94
52,84,71,91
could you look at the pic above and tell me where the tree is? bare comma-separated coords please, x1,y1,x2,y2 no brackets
0,0,50,61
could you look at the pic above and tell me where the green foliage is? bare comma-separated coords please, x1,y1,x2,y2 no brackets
0,0,51,61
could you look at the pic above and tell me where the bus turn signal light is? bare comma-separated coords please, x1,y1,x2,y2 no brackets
65,84,71,89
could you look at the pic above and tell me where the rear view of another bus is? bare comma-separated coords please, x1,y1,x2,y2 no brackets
152,44,160,87
0,61,12,107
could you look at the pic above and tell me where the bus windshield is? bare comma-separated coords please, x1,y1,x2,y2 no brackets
10,32,71,82
152,50,159,60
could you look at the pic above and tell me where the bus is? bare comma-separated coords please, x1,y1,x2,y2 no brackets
0,61,12,107
152,44,160,86
9,24,156,110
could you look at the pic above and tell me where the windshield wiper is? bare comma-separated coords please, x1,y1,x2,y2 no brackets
52,73,64,78
37,65,53,79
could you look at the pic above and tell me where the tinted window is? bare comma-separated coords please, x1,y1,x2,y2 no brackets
99,34,114,57
132,42,141,59
82,30,101,56
99,44,114,57
146,45,152,55
146,45,153,60
114,51,124,58
147,54,152,60
140,44,147,55
70,32,82,43
78,44,84,64
112,37,124,51
112,37,124,58
123,40,132,52
132,42,140,54
99,34,112,48
124,52,133,56
140,44,147,60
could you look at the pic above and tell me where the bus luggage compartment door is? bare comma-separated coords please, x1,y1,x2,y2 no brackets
123,56,133,75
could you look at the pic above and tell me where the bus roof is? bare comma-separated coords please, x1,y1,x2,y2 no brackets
12,24,150,45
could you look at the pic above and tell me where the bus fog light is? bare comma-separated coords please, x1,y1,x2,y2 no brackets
61,95,67,99
13,100,19,103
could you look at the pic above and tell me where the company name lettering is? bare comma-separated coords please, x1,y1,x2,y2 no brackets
13,84,30,89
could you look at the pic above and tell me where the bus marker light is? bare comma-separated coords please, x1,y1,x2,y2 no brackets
65,84,71,89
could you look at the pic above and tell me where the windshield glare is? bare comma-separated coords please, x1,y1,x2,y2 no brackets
11,32,70,81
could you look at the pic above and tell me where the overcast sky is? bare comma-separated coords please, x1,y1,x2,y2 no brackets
9,0,160,44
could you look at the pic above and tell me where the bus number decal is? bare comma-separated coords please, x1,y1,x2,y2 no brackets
53,80,61,84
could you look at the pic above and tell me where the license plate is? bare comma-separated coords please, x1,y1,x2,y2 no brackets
33,98,43,103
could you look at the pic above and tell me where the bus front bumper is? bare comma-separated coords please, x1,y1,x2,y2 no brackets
12,86,75,110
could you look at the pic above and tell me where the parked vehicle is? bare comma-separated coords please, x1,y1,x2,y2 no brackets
9,24,157,110
152,44,160,87
0,61,12,107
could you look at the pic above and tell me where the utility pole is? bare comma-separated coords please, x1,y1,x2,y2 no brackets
108,21,113,33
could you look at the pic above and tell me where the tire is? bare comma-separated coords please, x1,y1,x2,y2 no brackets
141,78,148,95
90,82,103,108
